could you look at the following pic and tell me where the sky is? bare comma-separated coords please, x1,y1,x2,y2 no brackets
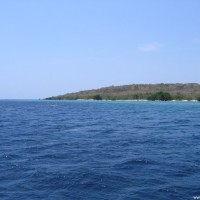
0,0,200,99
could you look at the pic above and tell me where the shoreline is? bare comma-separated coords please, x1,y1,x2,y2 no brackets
75,99,199,102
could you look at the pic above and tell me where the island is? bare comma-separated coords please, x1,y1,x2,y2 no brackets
46,83,200,101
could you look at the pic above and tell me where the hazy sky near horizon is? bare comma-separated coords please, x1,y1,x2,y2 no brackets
0,0,200,99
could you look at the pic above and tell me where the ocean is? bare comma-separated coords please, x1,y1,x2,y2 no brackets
0,100,200,200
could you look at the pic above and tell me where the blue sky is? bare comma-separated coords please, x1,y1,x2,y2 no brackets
0,0,200,99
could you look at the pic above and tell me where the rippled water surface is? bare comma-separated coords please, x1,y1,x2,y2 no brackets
0,100,200,200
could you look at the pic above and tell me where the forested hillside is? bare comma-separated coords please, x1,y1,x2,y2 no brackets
46,83,200,101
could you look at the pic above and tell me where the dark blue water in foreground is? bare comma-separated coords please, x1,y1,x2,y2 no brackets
1,100,200,200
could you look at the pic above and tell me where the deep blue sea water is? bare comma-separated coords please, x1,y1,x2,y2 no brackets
0,100,200,200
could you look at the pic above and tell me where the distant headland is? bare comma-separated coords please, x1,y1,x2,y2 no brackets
45,83,200,101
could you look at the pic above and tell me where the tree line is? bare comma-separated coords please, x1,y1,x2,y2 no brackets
93,92,200,101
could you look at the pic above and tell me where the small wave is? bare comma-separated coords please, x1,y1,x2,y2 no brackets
115,158,157,169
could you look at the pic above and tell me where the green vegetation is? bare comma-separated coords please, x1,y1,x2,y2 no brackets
93,94,102,100
173,93,184,100
147,92,172,101
45,83,200,101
